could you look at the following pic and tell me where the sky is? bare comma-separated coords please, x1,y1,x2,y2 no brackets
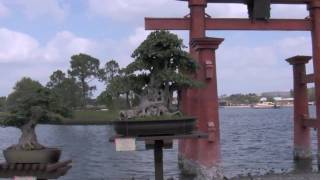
0,0,314,97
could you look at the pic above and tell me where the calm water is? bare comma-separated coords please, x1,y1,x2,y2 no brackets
0,107,318,179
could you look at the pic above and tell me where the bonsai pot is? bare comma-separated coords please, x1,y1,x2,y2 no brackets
3,148,61,164
114,117,196,136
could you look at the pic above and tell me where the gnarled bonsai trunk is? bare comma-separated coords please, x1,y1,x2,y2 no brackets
9,120,45,150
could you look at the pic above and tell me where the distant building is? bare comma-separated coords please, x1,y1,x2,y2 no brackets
273,97,282,101
260,97,267,102
274,97,294,107
219,100,231,106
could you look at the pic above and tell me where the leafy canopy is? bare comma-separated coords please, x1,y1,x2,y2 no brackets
2,77,71,128
68,53,100,106
68,53,100,81
0,97,6,112
127,30,199,90
47,70,82,108
100,60,120,82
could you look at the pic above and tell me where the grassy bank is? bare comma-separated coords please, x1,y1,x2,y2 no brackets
49,110,119,125
0,110,119,125
0,112,8,120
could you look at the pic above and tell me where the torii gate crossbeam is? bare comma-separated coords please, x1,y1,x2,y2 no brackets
146,18,311,31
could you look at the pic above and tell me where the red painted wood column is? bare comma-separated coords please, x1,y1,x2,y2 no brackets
308,0,320,161
191,37,224,170
287,56,312,160
189,0,206,39
181,0,207,115
179,0,207,167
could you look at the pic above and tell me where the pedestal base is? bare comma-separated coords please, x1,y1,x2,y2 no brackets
293,147,312,160
178,154,223,180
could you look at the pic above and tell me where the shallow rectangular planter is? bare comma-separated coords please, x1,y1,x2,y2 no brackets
3,148,61,164
113,117,196,137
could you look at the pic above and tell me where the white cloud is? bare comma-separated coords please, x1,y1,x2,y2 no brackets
87,0,250,21
42,31,98,62
271,4,308,19
0,28,97,63
128,27,150,47
87,1,308,22
88,0,185,21
0,28,99,96
0,2,9,17
0,28,39,63
207,4,248,18
216,35,311,94
277,36,311,57
99,27,149,68
3,0,68,21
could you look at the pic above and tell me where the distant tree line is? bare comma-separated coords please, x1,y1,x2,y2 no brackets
1,53,106,112
220,88,316,106
0,96,6,112
46,53,101,109
220,93,260,105
46,53,129,110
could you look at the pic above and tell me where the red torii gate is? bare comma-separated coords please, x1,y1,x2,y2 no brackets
145,0,320,178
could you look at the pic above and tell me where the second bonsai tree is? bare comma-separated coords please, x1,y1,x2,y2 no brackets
0,77,71,163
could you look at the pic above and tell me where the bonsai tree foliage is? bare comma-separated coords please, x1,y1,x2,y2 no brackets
1,77,71,150
119,30,200,119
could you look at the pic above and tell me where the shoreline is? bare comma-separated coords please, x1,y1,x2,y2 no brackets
230,172,320,180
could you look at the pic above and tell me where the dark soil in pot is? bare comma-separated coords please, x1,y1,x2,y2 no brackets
3,148,61,164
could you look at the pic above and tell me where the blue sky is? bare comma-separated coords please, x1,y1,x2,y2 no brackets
0,0,314,97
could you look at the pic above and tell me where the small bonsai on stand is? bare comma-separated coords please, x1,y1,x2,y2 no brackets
1,77,71,163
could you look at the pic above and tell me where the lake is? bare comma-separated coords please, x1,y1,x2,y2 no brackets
0,107,318,179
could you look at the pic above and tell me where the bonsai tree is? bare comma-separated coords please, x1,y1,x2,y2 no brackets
119,30,201,119
1,77,71,150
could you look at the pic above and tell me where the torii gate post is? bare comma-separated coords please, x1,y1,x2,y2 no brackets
175,1,224,177
145,0,320,177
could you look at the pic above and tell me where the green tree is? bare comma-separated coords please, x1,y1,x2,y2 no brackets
266,97,275,103
126,30,199,109
0,96,6,112
225,93,260,105
97,91,114,109
100,60,120,83
68,53,100,107
47,70,82,108
46,70,66,88
106,72,148,109
2,77,71,150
